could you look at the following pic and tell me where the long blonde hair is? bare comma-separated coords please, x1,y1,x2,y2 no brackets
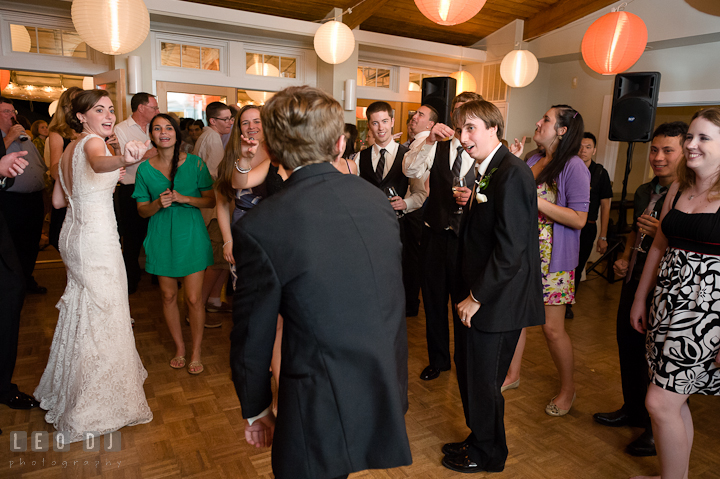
48,86,82,139
215,105,260,200
678,107,720,201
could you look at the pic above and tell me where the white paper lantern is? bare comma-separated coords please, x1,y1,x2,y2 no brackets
500,49,539,88
314,21,355,65
72,0,150,55
451,70,477,95
10,25,32,52
408,82,421,92
48,100,59,116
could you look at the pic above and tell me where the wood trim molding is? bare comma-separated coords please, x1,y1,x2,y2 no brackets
523,0,617,41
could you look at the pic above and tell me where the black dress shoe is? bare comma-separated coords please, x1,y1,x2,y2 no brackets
0,392,39,410
442,452,503,474
442,440,469,456
626,428,656,457
406,308,419,317
593,409,632,427
420,365,449,380
565,304,574,319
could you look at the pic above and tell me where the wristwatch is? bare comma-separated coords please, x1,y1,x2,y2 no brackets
599,236,607,241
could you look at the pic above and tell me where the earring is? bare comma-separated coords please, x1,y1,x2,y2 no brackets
558,135,563,140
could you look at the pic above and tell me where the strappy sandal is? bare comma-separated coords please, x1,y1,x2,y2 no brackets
170,356,186,369
188,361,204,375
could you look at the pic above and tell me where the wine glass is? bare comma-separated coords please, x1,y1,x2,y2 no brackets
452,177,466,215
634,210,659,254
385,186,404,218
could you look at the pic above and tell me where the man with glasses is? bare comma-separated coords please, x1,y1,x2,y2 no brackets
114,92,159,294
0,96,48,295
194,102,234,324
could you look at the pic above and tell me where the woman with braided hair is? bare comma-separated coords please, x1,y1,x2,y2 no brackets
133,113,215,375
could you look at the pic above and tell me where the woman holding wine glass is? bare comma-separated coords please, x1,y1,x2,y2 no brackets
502,105,590,416
629,108,720,479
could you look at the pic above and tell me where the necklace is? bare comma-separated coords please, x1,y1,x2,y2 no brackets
689,185,712,200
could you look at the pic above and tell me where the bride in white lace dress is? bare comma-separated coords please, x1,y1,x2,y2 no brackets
34,89,153,442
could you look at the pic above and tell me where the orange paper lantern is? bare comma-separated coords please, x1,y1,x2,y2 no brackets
581,11,647,75
0,70,9,91
414,0,487,26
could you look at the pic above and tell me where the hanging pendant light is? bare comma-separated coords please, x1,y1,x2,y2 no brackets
72,0,150,55
314,21,355,65
581,11,647,75
500,49,539,88
450,70,477,95
414,0,487,26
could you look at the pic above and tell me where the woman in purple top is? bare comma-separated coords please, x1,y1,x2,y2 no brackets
502,105,590,417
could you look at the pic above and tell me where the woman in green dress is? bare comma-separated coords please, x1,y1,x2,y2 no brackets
133,114,215,375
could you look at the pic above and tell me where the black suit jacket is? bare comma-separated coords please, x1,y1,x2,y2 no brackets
458,145,545,332
0,130,25,397
230,162,412,479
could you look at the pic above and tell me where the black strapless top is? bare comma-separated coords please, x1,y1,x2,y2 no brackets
662,191,720,255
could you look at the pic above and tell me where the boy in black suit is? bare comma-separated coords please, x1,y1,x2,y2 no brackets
230,86,412,479
442,100,544,473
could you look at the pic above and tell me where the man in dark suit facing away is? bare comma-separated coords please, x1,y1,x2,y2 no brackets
0,146,40,419
230,86,412,479
441,100,544,473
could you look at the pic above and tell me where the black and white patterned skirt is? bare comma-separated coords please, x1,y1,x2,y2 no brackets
647,247,720,395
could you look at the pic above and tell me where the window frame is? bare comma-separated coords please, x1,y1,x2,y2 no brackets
357,62,394,90
154,33,227,75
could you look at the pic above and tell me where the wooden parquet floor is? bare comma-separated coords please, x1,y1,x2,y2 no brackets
1,251,719,478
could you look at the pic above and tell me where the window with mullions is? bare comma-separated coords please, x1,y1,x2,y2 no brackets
246,53,297,79
10,24,87,58
160,42,220,71
357,66,391,88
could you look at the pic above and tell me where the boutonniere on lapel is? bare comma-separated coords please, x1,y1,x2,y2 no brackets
475,167,497,203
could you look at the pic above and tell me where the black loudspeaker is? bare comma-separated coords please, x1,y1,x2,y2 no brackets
609,72,661,142
422,77,457,126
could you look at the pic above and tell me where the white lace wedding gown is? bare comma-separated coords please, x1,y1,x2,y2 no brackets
34,134,153,442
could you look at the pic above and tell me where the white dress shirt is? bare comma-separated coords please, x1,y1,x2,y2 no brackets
356,140,427,213
477,142,503,178
193,126,224,225
114,116,149,185
356,141,399,179
403,137,474,180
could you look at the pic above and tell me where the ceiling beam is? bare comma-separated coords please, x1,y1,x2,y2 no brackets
342,0,391,30
523,0,618,41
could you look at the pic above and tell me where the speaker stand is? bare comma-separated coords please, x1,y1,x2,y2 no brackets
617,142,635,234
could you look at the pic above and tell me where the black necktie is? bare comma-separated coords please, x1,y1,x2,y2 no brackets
451,146,464,178
376,148,387,182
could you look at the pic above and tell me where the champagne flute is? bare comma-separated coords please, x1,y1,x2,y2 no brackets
385,186,404,218
634,210,659,253
452,176,466,215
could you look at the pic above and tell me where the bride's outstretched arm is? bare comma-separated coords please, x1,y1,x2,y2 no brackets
85,137,150,173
